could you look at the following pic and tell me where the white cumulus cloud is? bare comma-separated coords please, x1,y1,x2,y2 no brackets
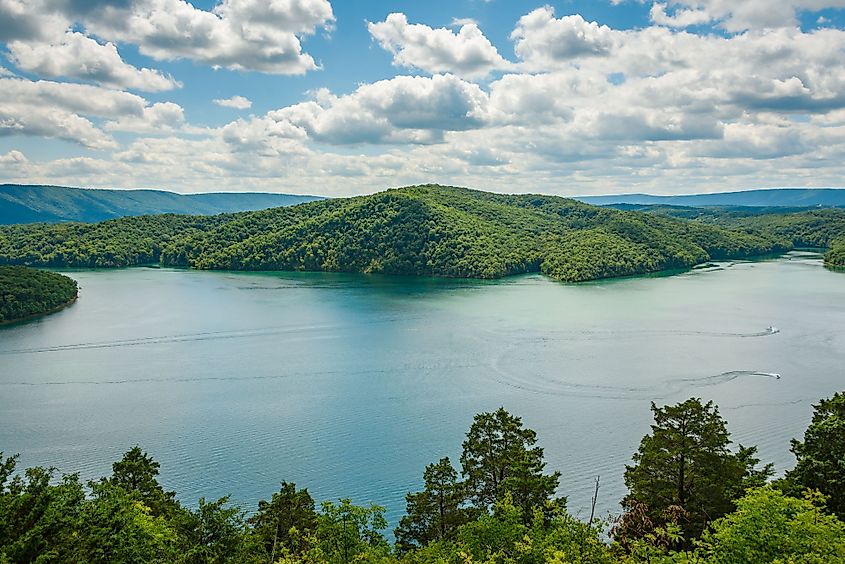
7,31,180,92
511,7,617,70
214,95,253,109
646,0,845,31
368,13,512,79
1,0,334,76
83,0,335,74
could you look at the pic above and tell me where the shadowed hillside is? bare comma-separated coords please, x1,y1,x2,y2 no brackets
0,184,322,224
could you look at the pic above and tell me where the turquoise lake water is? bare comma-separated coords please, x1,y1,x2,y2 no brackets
1,251,844,528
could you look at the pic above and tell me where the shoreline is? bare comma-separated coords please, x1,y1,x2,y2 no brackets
0,294,78,326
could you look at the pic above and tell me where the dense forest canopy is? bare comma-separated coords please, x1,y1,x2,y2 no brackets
0,266,77,323
2,395,844,563
828,243,845,267
618,204,845,268
0,185,794,283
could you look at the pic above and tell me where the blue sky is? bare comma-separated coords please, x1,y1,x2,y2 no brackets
1,0,845,196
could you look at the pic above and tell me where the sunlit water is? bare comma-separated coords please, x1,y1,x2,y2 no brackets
1,251,843,530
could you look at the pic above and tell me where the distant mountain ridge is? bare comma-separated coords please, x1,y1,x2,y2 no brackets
0,184,323,224
576,188,845,208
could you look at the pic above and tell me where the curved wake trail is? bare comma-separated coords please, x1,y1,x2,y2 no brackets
0,361,477,387
484,326,781,342
0,324,341,356
485,339,781,400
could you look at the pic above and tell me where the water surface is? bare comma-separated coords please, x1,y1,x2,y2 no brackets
1,252,843,527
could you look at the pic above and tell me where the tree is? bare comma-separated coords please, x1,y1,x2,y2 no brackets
784,391,845,519
316,499,390,564
0,459,85,563
178,496,250,564
108,445,178,517
617,398,772,547
410,494,614,564
460,407,562,518
394,457,469,552
699,486,845,563
248,481,317,561
73,480,178,563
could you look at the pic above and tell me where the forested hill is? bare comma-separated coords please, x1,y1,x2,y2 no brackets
577,188,845,207
0,266,78,323
0,184,322,224
0,185,790,282
612,204,845,268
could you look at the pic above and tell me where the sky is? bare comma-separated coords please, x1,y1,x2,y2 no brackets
1,1,845,197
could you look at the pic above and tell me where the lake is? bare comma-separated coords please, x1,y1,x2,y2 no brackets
1,251,844,529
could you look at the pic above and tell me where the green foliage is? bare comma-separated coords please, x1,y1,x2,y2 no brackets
725,208,845,249
784,392,845,519
107,445,179,518
74,481,179,563
316,499,391,563
636,205,845,255
3,396,845,563
0,457,84,563
402,495,613,564
460,408,563,519
617,399,772,547
0,266,77,322
0,185,787,282
248,481,317,560
395,458,471,552
826,240,845,268
697,486,845,563
178,496,251,564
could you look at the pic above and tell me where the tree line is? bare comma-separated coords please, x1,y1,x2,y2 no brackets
629,204,845,269
0,185,790,283
2,392,845,563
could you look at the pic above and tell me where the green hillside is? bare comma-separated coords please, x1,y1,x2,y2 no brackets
0,185,789,282
617,204,845,268
0,266,78,323
0,184,322,224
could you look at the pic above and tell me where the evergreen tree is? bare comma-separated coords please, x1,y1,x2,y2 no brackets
0,460,85,562
248,481,317,561
74,481,178,563
784,391,845,519
178,496,251,564
108,445,178,517
617,398,772,547
460,407,562,518
394,457,469,552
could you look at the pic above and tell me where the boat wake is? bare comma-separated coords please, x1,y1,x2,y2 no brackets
483,326,781,342
0,324,340,356
485,341,782,400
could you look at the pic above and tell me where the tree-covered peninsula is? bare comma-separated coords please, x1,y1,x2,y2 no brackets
828,242,845,268
0,266,77,323
0,185,789,282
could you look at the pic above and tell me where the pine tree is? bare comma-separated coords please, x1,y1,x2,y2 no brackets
460,407,562,519
394,457,469,552
617,398,771,547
